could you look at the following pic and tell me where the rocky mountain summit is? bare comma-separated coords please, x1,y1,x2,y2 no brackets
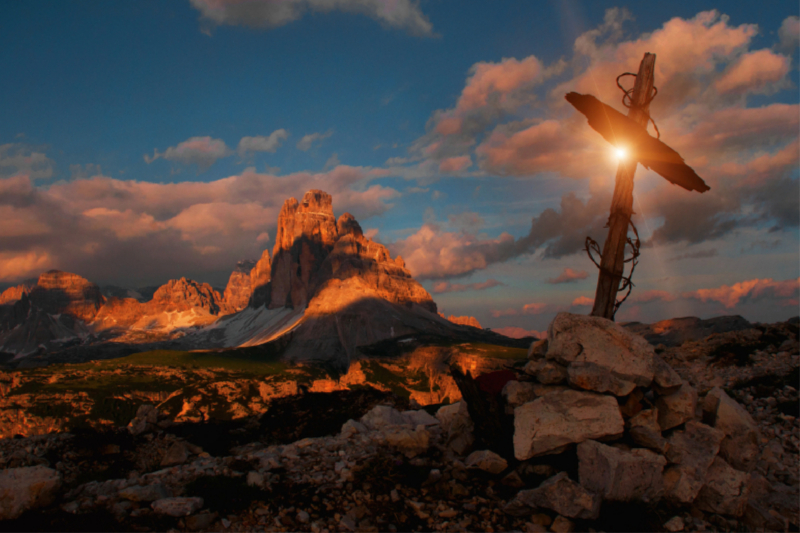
0,312,795,532
1,189,495,369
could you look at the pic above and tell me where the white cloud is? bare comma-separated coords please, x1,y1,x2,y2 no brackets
189,0,434,36
0,143,54,181
237,129,289,156
296,130,333,151
145,136,233,171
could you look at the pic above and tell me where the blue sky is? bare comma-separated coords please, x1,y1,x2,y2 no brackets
1,0,798,334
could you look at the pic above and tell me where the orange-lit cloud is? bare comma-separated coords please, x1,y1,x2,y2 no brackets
715,49,790,95
683,277,800,308
432,279,503,294
631,290,677,304
438,156,472,174
572,296,594,307
490,302,548,318
548,267,589,284
0,250,52,282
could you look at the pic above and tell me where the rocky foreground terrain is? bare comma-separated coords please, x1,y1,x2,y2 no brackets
0,312,796,532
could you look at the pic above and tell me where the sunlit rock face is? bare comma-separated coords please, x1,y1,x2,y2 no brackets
92,297,147,330
314,214,436,315
0,280,36,305
223,260,257,313
28,270,105,322
148,278,226,315
448,315,482,328
248,249,272,308
269,190,339,309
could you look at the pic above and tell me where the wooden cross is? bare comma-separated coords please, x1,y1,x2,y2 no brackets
565,52,710,320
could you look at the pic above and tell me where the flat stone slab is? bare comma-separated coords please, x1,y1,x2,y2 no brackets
514,389,624,460
578,440,666,502
509,472,601,519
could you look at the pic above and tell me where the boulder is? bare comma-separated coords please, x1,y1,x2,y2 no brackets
465,450,508,474
527,360,568,385
435,402,474,455
702,387,760,472
652,354,682,393
119,484,170,502
656,382,697,430
694,457,751,517
0,465,61,520
502,380,537,408
567,361,637,396
151,497,204,517
514,389,624,460
577,440,666,502
361,405,407,429
402,409,439,427
663,420,725,503
161,441,189,466
341,419,368,438
545,312,655,386
628,408,668,454
508,472,601,520
527,339,548,360
382,427,430,458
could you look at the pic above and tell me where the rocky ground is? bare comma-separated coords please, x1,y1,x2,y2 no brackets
0,314,797,532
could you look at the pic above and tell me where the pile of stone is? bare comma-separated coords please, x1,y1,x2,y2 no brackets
499,312,766,530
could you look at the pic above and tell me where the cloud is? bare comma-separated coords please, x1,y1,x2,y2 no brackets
630,290,676,304
0,143,54,180
714,49,790,95
778,16,799,55
237,130,289,156
683,277,800,308
296,131,333,151
0,166,398,285
189,0,434,36
492,326,545,339
145,136,232,171
438,156,472,174
547,267,589,284
0,250,52,282
490,302,548,318
390,190,610,279
431,279,502,294
669,248,718,262
69,164,103,180
572,296,593,306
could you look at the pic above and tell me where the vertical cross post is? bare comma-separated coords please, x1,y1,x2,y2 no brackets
590,52,656,320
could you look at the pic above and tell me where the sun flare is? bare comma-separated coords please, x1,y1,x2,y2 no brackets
615,147,627,160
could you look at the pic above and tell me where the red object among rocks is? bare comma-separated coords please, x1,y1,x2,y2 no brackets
475,369,517,395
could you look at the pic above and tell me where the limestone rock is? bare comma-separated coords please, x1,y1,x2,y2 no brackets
361,405,406,429
151,497,204,517
545,312,655,386
0,280,36,305
0,465,61,520
436,401,474,455
382,427,430,457
514,389,624,460
249,249,272,307
147,277,226,316
652,354,682,393
656,382,697,430
694,457,751,517
525,359,567,385
402,409,439,427
501,380,537,408
527,338,548,359
269,191,339,309
223,260,257,312
702,387,760,472
628,408,667,453
119,484,170,502
29,270,105,322
577,440,666,502
663,420,725,503
567,361,637,396
509,472,601,520
161,441,189,466
448,315,482,328
465,450,508,474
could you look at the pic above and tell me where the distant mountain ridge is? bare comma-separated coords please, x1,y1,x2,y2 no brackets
0,189,510,369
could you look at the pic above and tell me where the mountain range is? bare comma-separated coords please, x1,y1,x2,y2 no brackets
0,190,518,369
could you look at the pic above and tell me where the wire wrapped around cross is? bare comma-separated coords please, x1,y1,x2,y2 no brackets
583,71,657,316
